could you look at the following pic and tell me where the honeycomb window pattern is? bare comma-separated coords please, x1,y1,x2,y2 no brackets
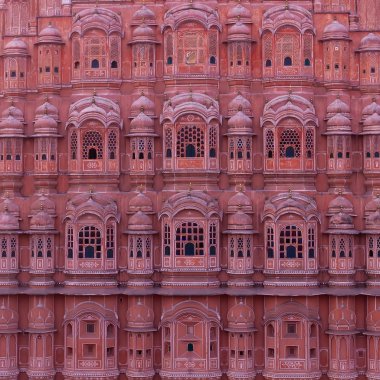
176,125,204,158
279,128,301,158
175,222,204,256
82,131,103,159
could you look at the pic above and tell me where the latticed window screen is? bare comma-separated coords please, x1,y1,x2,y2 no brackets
209,126,217,157
208,29,218,60
67,225,74,258
266,130,275,158
229,237,235,257
78,226,102,259
109,36,120,67
175,222,204,256
209,223,217,256
73,39,80,65
178,29,206,65
263,33,273,64
108,130,117,159
267,227,274,258
0,236,16,258
303,33,313,64
308,228,315,258
106,226,115,258
176,125,204,158
82,131,103,159
70,131,77,159
279,225,303,259
276,33,300,68
279,129,301,158
165,128,173,157
84,37,107,69
331,237,336,257
368,236,380,257
306,129,314,157
166,34,174,58
164,224,171,256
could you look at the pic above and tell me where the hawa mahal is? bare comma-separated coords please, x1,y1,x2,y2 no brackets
0,0,379,379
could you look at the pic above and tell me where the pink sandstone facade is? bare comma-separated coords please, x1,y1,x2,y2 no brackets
0,0,379,379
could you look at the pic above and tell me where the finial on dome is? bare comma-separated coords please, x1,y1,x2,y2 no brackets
188,182,192,195
285,0,289,10
338,189,343,195
288,188,292,198
9,97,14,106
239,296,244,304
89,186,94,197
141,89,145,96
138,184,144,193
140,105,145,113
40,202,44,211
44,104,48,115
237,183,243,192
238,104,243,112
4,191,9,199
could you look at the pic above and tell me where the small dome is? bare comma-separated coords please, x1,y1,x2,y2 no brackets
132,24,156,42
0,114,23,135
364,112,380,128
227,3,251,22
359,33,380,51
132,5,156,24
228,210,253,230
330,210,353,226
326,113,351,129
129,111,154,132
228,21,251,38
34,114,58,134
362,100,380,119
35,101,59,120
128,211,152,231
322,20,349,40
328,195,353,211
326,98,350,117
129,192,153,212
28,304,54,329
37,24,63,44
4,38,28,55
126,300,154,329
1,105,23,120
81,101,107,118
0,198,19,231
228,109,252,129
227,300,255,330
228,94,252,116
131,94,155,117
329,307,356,330
365,196,380,212
0,303,18,330
228,191,252,211
30,210,55,230
30,195,56,215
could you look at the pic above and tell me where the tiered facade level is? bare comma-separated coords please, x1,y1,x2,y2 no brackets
0,0,380,379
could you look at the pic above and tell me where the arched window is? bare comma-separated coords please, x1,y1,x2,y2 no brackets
266,59,272,67
82,131,103,160
266,226,274,258
91,59,100,69
279,225,303,259
279,129,301,158
176,125,204,158
284,56,292,66
78,226,102,259
175,222,204,256
266,130,274,158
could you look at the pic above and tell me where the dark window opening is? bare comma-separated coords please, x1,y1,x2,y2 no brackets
284,56,292,66
367,152,371,158
68,248,73,259
237,60,242,66
167,57,173,65
187,343,194,352
15,154,20,161
107,249,113,259
304,58,311,66
337,152,343,158
307,150,312,158
109,152,115,160
286,245,296,258
85,246,95,259
238,151,243,159
54,67,59,73
88,148,97,159
166,149,172,158
139,152,144,159
308,249,315,258
326,64,330,70
91,59,100,69
210,246,216,256
265,59,272,67
74,61,80,69
185,243,195,256
185,144,196,158
267,248,274,258
285,146,295,158
371,67,376,74
45,66,50,73
210,56,216,64
346,152,350,158
209,148,216,158
268,150,273,158
111,61,118,69
86,323,95,333
335,64,339,69
39,67,42,73
10,71,16,78
164,246,170,256
148,152,152,159
376,152,380,158
42,154,47,161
